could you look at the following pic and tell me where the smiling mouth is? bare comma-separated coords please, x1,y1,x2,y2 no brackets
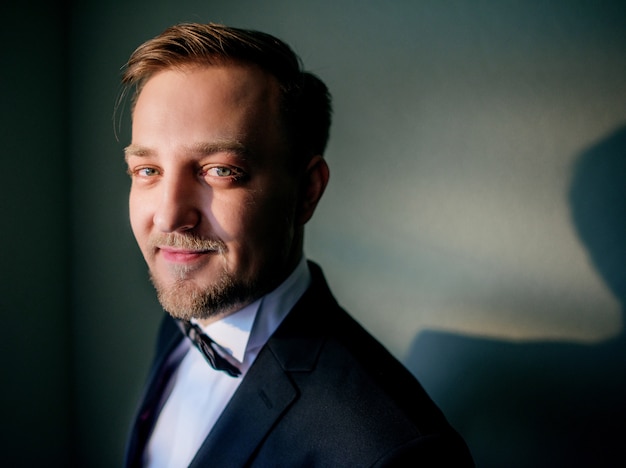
149,233,226,262
158,247,219,263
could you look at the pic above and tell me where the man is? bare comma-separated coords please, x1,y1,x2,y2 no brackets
122,22,473,467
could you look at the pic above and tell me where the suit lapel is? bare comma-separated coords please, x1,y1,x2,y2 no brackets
189,263,334,466
189,346,298,467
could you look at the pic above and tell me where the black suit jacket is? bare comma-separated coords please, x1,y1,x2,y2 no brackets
125,263,473,467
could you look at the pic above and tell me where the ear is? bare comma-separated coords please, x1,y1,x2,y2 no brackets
297,155,330,225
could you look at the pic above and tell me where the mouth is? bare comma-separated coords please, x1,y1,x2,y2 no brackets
158,246,218,263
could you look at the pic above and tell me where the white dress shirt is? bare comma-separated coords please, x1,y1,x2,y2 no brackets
145,258,311,468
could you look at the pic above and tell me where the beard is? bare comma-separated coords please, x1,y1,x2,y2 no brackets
147,233,261,322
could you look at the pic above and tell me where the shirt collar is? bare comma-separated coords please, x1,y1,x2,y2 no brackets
193,257,311,364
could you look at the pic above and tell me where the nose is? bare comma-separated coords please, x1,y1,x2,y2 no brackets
153,173,201,233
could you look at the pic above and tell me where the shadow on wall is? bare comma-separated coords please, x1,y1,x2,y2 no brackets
405,126,626,468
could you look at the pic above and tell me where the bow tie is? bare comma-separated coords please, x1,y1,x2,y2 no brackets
176,320,242,378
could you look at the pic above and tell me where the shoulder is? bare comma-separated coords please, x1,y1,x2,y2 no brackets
260,263,474,466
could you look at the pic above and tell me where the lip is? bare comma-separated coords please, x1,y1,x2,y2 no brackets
158,247,215,263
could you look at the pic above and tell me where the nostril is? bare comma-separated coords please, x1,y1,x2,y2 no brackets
154,204,200,233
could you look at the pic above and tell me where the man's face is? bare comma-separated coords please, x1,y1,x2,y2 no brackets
127,64,307,323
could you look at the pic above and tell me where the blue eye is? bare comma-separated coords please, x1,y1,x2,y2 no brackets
205,166,245,181
214,167,233,177
137,167,159,177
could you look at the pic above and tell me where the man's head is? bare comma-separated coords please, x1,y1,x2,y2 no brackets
122,23,331,324
122,22,332,166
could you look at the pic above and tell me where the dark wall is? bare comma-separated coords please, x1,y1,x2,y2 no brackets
0,2,72,466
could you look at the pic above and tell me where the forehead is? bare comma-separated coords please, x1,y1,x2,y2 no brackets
134,63,282,116
130,64,288,160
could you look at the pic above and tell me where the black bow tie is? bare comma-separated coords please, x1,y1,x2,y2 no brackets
176,320,242,378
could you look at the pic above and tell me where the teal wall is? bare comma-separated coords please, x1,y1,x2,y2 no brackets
2,1,625,466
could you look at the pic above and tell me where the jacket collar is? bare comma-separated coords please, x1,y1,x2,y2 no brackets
189,262,337,466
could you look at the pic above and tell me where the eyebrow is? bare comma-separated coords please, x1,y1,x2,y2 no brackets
124,144,156,163
124,140,249,163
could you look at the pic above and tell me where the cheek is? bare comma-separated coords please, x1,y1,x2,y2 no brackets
248,190,298,241
218,202,269,244
219,190,295,245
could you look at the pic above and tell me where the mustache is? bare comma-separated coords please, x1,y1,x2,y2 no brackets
149,233,226,252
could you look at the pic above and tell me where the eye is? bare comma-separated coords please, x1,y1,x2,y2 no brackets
127,166,160,178
203,165,246,181
137,167,160,177
213,167,234,177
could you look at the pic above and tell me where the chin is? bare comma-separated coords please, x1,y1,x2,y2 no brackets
150,266,262,321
